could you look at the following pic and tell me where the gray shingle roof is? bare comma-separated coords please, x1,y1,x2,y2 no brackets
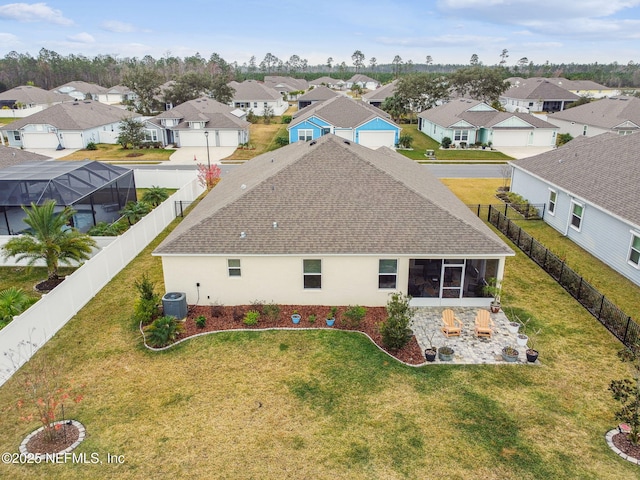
154,134,514,256
508,77,614,93
348,74,378,84
310,76,339,86
0,101,136,131
502,79,580,101
0,86,70,105
548,96,640,130
263,76,308,92
362,80,397,102
297,86,339,102
511,132,640,226
52,81,108,95
291,96,396,128
153,97,249,129
0,146,49,169
228,80,282,101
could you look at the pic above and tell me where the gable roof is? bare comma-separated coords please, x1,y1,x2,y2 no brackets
502,78,580,101
263,76,308,92
228,80,282,101
0,100,136,131
0,145,49,169
152,97,249,129
291,96,397,129
362,80,398,102
548,96,640,130
310,76,339,86
508,77,614,93
511,133,640,226
297,86,339,102
154,134,514,256
52,81,108,95
348,74,378,84
0,86,70,105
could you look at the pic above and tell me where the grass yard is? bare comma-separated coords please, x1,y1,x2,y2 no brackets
0,117,17,126
224,123,287,161
399,124,513,162
58,144,173,162
0,180,636,479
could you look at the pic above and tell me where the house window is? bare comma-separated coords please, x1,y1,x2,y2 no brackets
253,102,258,108
548,190,557,215
263,102,268,109
228,259,241,277
303,259,321,289
298,129,313,142
583,125,588,136
144,129,158,142
528,102,534,107
379,259,397,289
13,131,20,141
321,127,330,136
570,201,583,230
629,234,640,267
453,130,468,142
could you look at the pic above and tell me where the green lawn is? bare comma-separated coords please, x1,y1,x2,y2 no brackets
0,180,635,479
59,144,173,161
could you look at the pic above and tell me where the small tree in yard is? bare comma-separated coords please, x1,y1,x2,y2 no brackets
194,161,222,190
263,105,275,124
133,273,160,325
116,117,146,149
379,292,414,350
141,186,169,206
610,343,640,445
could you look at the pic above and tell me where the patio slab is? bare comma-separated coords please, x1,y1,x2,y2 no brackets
410,307,532,364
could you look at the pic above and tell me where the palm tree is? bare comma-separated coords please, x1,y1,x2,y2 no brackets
1,201,97,282
0,287,37,326
120,201,151,225
141,186,169,207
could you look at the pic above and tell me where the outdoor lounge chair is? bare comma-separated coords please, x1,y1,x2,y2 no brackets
474,309,495,338
441,309,463,337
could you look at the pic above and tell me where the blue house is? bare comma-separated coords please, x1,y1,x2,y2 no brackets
288,96,400,149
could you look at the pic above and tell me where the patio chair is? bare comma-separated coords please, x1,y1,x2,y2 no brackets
441,309,463,337
474,309,495,338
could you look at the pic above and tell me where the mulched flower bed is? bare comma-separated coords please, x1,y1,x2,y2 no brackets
612,432,640,461
35,276,65,292
179,304,426,365
25,423,79,454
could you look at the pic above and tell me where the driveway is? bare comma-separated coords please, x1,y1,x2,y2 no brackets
23,148,80,160
167,146,237,165
494,146,555,159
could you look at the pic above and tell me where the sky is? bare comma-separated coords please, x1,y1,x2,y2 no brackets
0,0,639,67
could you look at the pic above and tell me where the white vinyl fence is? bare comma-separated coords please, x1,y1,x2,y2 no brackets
0,170,203,387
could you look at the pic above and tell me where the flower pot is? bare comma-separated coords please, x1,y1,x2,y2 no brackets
516,334,528,347
425,349,437,362
291,314,301,324
507,322,520,334
502,348,519,362
438,347,454,362
326,318,335,327
526,349,539,363
490,303,501,313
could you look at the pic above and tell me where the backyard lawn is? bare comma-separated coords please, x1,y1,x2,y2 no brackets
0,179,636,479
223,122,288,162
59,144,173,162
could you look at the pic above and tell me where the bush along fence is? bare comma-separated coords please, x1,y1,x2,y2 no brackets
472,203,640,349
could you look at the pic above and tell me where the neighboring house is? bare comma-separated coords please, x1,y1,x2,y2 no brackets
0,160,136,234
0,86,70,118
509,77,621,100
263,76,309,100
500,78,580,113
153,134,514,307
145,97,250,147
510,132,640,287
0,145,49,168
228,80,288,116
288,96,401,149
309,76,341,89
418,98,558,148
156,81,176,110
0,100,138,149
546,96,640,138
362,80,398,108
97,85,137,105
296,86,339,109
346,74,380,91
52,81,108,102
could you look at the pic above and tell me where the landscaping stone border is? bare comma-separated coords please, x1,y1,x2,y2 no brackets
605,428,640,465
19,420,86,457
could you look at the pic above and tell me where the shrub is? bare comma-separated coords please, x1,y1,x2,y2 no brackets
133,274,160,325
275,136,289,147
441,137,452,149
397,134,413,149
145,315,184,347
87,221,127,236
85,142,97,150
282,115,292,124
232,307,244,322
195,315,206,328
343,305,367,328
243,310,260,326
379,292,414,350
262,303,280,322
557,133,573,146
308,314,316,324
250,299,265,314
210,303,224,318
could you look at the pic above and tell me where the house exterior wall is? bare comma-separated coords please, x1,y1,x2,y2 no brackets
233,99,287,116
545,117,611,138
501,98,542,113
177,129,245,147
511,167,640,286
355,118,400,147
288,118,330,143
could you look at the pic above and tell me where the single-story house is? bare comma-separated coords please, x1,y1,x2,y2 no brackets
296,86,340,110
309,76,341,89
0,145,49,168
263,76,309,101
0,100,138,149
546,96,640,138
362,80,398,108
346,74,380,91
500,78,580,113
508,77,621,100
288,96,401,149
97,85,138,105
510,132,640,286
228,80,288,116
153,134,514,307
0,160,136,234
52,81,108,102
145,97,250,147
418,98,558,148
0,86,70,118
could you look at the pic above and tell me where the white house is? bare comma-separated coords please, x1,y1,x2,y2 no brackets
228,80,288,116
510,133,640,286
508,77,621,100
153,134,514,307
0,86,70,118
52,81,108,102
346,74,380,91
500,78,580,113
97,85,137,105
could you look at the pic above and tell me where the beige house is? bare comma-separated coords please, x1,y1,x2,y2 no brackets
153,134,514,307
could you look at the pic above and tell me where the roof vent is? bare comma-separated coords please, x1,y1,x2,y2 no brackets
272,221,278,229
241,184,246,189
309,141,316,146
344,140,351,145
240,231,246,239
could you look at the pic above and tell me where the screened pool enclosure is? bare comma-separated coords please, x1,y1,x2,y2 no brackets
0,161,136,234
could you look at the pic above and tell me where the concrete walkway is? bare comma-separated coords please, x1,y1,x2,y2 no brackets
410,307,532,364
168,146,237,165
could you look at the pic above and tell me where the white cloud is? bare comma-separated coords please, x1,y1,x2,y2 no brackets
0,2,73,26
101,20,136,33
377,34,505,48
66,32,95,44
0,32,19,47
439,0,640,17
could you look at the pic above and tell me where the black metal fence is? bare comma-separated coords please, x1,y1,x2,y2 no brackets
477,204,639,349
174,201,194,218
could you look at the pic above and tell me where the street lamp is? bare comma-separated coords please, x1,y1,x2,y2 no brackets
204,131,211,169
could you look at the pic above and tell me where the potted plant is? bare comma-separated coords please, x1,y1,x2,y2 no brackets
514,315,530,347
483,278,502,313
326,306,338,327
507,321,519,334
501,345,519,362
424,333,437,362
526,328,541,363
438,346,454,362
291,310,301,324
